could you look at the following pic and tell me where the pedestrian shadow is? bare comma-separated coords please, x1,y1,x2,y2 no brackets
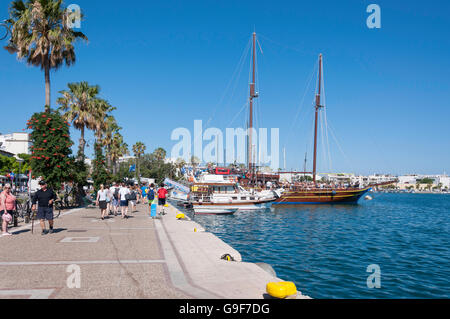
51,228,68,234
11,229,31,235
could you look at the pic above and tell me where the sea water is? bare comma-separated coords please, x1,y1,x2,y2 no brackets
183,193,450,298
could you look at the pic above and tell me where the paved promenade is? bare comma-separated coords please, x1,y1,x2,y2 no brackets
0,202,309,299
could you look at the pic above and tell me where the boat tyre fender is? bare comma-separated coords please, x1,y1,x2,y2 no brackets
221,254,235,262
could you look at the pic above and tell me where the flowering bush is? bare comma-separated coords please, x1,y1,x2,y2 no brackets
28,111,75,189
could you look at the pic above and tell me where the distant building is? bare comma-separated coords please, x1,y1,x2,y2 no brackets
0,133,30,156
118,155,136,163
398,175,418,185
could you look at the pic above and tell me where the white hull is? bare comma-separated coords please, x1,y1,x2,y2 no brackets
193,207,238,215
193,201,272,214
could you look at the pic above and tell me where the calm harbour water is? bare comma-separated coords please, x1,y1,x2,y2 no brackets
181,193,450,299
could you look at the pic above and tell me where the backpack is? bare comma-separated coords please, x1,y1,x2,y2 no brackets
130,190,137,200
113,187,120,200
147,189,155,200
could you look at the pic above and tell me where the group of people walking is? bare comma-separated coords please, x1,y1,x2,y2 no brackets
1,179,170,237
96,182,168,220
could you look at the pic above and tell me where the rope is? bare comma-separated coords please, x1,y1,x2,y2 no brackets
193,37,252,149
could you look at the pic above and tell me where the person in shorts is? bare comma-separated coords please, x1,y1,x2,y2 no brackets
128,184,137,213
146,183,155,216
110,182,120,216
157,183,168,215
0,183,16,236
32,180,57,235
96,184,108,220
140,182,148,204
118,182,130,219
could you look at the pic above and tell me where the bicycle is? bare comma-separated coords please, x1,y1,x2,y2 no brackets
12,196,33,226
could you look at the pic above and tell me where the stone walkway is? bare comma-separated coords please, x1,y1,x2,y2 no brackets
0,203,190,299
0,202,309,299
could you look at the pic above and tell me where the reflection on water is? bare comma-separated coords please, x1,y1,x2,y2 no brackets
174,193,450,298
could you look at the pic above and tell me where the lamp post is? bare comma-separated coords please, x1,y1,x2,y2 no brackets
16,158,24,194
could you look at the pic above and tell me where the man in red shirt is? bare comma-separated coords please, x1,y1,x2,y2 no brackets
157,184,168,215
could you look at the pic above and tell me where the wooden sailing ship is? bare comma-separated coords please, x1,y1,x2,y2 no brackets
273,54,372,205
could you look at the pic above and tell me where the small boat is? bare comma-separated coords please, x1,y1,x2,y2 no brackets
192,207,238,215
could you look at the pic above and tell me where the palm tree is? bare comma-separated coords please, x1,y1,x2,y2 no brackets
153,147,167,162
132,142,146,183
57,82,103,160
102,116,120,170
92,100,116,142
109,133,128,175
4,0,88,111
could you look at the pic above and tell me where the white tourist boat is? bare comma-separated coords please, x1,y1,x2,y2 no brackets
190,175,280,215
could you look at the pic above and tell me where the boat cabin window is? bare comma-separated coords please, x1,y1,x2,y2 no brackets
212,186,235,193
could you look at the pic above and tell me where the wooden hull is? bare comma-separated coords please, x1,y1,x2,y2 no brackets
273,187,371,205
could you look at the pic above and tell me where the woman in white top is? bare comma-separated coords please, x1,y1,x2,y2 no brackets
96,184,108,220
118,183,130,219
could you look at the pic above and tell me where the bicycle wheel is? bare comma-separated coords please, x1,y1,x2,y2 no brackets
53,201,62,218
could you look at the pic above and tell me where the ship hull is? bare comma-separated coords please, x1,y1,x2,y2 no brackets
273,187,371,205
193,199,274,214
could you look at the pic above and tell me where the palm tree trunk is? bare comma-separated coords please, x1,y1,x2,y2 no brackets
78,126,86,160
44,56,51,112
137,156,140,184
106,146,112,171
112,160,117,175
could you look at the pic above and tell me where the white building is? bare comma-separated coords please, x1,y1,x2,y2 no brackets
398,175,418,185
435,175,450,189
118,155,136,163
0,133,30,156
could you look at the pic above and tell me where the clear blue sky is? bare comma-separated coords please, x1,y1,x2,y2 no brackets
1,0,449,175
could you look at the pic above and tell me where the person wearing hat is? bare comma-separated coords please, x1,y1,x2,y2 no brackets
32,180,57,235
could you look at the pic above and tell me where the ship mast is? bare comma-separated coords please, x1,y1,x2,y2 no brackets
313,54,324,184
248,32,258,173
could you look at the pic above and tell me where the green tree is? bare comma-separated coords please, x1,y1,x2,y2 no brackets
4,0,88,111
417,178,434,185
27,110,74,189
91,142,111,190
154,147,167,162
57,82,103,159
109,133,128,176
140,148,176,184
102,116,120,171
299,175,313,182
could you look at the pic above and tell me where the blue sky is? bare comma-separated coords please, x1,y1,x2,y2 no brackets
1,0,449,175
